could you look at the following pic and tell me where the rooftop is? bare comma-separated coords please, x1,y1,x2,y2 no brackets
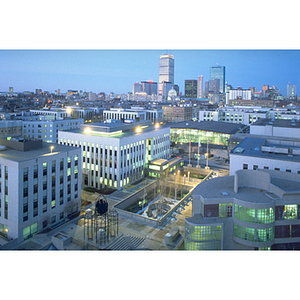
169,121,246,134
62,121,170,139
251,118,300,128
0,141,77,162
230,137,300,162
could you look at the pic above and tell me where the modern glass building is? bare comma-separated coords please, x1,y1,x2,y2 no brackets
185,169,300,250
170,121,246,146
210,65,225,94
159,54,174,95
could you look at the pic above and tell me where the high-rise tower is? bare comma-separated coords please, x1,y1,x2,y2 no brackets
210,65,225,94
197,75,203,98
159,54,174,95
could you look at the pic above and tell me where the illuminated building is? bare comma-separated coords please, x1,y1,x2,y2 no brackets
8,87,13,94
210,65,225,94
185,169,300,250
0,138,81,243
287,84,297,99
159,54,174,95
103,107,163,123
170,121,246,146
58,121,170,190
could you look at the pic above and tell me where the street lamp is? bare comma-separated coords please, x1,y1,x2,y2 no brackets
50,146,54,153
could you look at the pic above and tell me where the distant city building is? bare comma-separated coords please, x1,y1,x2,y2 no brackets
228,99,274,107
205,79,220,96
197,75,203,99
0,137,81,243
185,80,197,98
162,104,193,123
159,54,174,95
210,65,225,94
199,106,269,125
287,84,297,99
167,87,177,101
141,81,157,96
0,120,23,138
132,82,143,94
8,87,13,94
55,89,61,96
225,88,252,105
103,107,163,123
89,92,97,101
162,81,173,100
58,121,170,190
22,116,84,143
35,89,42,95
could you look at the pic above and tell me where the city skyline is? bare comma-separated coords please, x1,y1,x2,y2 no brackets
0,49,299,96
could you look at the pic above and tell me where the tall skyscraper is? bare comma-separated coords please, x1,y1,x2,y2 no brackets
287,84,297,99
159,54,174,95
210,65,225,94
132,82,143,94
197,75,203,98
185,80,197,98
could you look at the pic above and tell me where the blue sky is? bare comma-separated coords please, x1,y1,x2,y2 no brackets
0,49,299,95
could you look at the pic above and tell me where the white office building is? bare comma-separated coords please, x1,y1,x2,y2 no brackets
199,106,269,125
0,137,81,243
230,136,300,175
58,121,170,190
22,116,84,143
103,107,163,123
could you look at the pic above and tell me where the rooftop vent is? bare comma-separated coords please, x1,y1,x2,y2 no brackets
221,192,229,196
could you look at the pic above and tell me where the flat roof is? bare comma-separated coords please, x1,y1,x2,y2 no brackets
251,118,300,128
169,121,246,134
63,122,170,139
230,137,300,162
0,142,77,162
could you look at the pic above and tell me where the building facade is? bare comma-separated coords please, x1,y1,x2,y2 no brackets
210,65,225,94
185,80,198,98
185,169,300,250
58,121,170,190
159,54,174,95
197,76,203,99
0,138,81,243
162,105,193,123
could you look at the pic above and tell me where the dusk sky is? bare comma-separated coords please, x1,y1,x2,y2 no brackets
1,49,299,96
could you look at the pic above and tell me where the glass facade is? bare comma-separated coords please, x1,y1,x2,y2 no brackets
210,66,225,93
185,80,197,98
185,223,222,250
284,205,297,220
219,203,232,218
234,205,275,224
233,224,274,242
170,128,231,146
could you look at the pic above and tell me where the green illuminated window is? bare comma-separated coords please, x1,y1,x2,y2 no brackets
234,205,274,224
284,205,297,220
185,224,222,250
233,224,274,242
219,203,232,218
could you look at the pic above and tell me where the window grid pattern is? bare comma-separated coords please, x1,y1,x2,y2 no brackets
284,205,297,220
234,205,274,224
233,224,274,242
185,223,222,250
219,203,232,218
